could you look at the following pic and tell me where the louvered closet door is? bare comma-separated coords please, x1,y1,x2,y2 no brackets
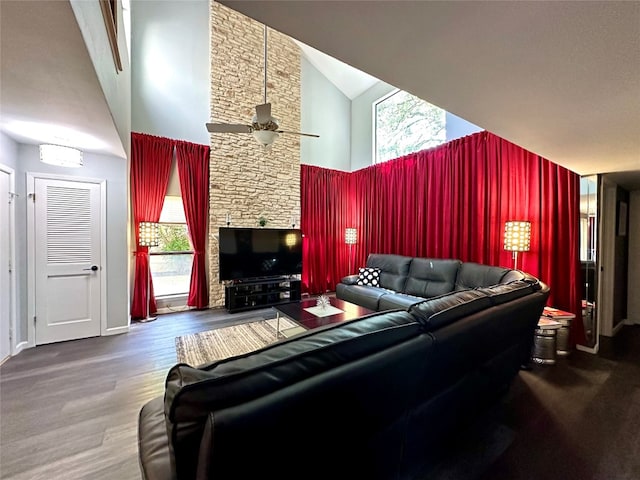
34,178,101,345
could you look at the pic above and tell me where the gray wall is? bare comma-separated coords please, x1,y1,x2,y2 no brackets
627,190,640,324
446,112,483,142
300,57,351,171
4,141,129,344
0,133,23,343
131,0,210,145
350,82,396,171
0,132,18,170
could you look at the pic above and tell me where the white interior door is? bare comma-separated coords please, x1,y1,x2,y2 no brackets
34,177,102,345
0,169,11,361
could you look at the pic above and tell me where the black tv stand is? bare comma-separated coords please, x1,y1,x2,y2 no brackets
224,277,301,313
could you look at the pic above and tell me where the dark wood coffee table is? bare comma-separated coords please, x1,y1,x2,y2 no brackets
273,297,375,336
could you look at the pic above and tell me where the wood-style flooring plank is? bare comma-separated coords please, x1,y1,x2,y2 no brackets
2,305,639,480
0,307,273,480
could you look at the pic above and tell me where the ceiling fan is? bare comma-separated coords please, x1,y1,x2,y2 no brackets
206,26,319,147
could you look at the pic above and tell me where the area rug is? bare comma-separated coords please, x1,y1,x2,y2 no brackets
175,317,304,366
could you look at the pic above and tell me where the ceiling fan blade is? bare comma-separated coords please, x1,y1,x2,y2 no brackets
255,103,272,124
277,130,320,138
206,123,252,133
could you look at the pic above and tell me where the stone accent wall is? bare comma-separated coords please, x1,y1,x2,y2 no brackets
209,3,301,306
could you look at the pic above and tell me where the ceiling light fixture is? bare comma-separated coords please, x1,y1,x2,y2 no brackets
39,144,83,168
252,130,279,147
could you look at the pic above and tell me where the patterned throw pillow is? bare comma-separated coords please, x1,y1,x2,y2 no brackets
357,267,381,287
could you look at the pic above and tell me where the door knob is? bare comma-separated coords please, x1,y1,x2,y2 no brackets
83,265,99,271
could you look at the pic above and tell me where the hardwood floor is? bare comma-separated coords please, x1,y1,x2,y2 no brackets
2,307,638,480
424,325,640,480
0,307,274,480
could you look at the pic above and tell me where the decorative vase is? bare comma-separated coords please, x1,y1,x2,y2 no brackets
316,295,330,309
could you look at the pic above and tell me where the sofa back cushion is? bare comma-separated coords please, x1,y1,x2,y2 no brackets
455,262,524,290
404,258,461,298
409,290,492,331
475,279,540,305
366,253,412,291
164,309,422,479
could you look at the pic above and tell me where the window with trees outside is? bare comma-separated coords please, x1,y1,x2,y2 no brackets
149,195,193,297
374,89,446,164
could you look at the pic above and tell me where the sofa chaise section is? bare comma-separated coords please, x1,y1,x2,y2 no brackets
138,255,550,480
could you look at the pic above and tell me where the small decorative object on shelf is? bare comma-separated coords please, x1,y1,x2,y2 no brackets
316,295,330,310
258,216,268,227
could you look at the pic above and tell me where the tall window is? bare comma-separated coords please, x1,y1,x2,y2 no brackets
149,196,193,297
374,89,446,164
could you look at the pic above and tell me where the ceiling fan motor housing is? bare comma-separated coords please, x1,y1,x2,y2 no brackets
251,118,279,131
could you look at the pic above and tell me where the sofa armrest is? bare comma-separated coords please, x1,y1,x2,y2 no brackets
341,274,359,285
139,396,176,480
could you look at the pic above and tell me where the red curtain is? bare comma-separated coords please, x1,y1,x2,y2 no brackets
538,160,583,346
130,132,174,319
176,140,210,309
300,166,352,293
300,131,584,345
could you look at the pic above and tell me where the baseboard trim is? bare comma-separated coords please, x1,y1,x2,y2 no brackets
612,321,626,336
7,342,34,363
156,305,194,315
576,343,599,354
103,325,129,336
14,341,29,355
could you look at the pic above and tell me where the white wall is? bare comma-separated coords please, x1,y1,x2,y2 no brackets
131,0,210,145
300,57,351,171
628,190,640,324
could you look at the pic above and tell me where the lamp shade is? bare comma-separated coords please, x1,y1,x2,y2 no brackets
139,222,160,247
39,144,83,168
504,221,531,252
285,233,298,247
345,228,357,245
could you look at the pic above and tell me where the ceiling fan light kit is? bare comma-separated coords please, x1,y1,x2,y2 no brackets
253,129,279,147
206,25,319,146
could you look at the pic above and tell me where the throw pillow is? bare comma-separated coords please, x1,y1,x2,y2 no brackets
357,267,381,287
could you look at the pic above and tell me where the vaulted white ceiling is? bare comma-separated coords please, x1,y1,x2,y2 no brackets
294,40,379,100
1,1,638,189
0,0,125,158
220,0,640,187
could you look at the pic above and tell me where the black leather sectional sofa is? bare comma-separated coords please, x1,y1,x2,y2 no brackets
138,254,549,480
337,253,527,311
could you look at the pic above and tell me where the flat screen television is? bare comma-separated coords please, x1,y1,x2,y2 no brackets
218,227,303,281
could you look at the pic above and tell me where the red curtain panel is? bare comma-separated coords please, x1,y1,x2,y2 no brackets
300,166,352,294
176,140,210,309
300,131,584,345
130,132,174,319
